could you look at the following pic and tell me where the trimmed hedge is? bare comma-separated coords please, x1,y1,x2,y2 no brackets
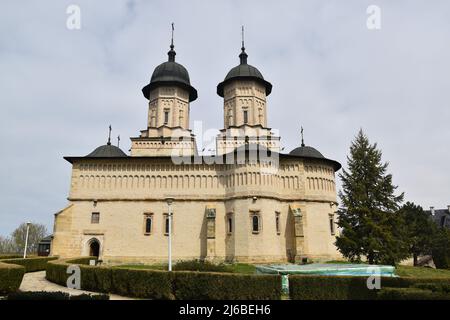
289,275,450,300
173,260,230,273
112,268,173,299
377,287,450,300
0,254,22,260
1,257,58,273
0,262,25,295
46,258,281,300
289,275,379,300
45,257,96,287
172,271,281,300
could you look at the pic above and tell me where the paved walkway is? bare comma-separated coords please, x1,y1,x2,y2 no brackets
19,271,134,300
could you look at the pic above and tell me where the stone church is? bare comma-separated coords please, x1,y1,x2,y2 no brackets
51,37,342,264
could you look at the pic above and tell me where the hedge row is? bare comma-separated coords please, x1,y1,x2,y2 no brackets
46,258,281,300
1,257,58,273
0,262,25,295
0,254,23,260
172,271,280,300
377,287,450,300
289,275,450,300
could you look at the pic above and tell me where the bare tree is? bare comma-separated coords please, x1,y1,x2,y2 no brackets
0,235,16,254
11,223,48,254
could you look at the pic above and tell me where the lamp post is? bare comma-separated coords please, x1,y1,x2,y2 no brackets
23,222,31,259
166,198,174,271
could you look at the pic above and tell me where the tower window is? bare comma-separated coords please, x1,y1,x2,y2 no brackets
228,217,233,234
251,212,261,234
243,110,248,124
91,212,100,224
275,212,281,234
329,214,335,235
164,110,169,125
144,214,153,234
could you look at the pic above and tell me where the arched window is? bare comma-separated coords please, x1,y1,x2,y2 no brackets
143,213,153,235
251,214,260,233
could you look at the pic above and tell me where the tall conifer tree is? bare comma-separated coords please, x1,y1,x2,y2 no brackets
336,130,407,265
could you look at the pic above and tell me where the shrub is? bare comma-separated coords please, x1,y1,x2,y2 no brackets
2,257,58,273
172,271,281,300
432,228,450,269
377,287,450,300
289,275,379,300
411,282,450,293
0,262,25,295
77,266,113,293
111,268,173,299
288,275,450,300
45,257,96,286
0,254,22,260
173,260,230,273
47,258,173,299
46,257,280,300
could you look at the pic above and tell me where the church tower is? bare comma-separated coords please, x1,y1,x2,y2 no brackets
130,26,198,157
215,29,280,155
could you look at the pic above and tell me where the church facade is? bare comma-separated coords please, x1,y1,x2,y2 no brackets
51,38,342,264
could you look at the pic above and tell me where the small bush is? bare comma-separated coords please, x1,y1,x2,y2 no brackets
172,271,281,300
377,287,450,300
173,260,230,273
2,257,58,273
0,262,25,295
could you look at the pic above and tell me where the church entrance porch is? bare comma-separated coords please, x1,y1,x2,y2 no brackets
89,239,100,257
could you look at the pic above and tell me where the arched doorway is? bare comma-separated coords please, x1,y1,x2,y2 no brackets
89,239,100,257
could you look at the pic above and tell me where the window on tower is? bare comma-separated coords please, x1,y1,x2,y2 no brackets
91,212,100,224
164,110,169,125
143,213,153,235
329,214,335,235
275,212,281,234
251,211,261,234
243,110,248,124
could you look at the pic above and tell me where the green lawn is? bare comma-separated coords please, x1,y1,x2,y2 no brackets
114,262,256,274
395,265,450,278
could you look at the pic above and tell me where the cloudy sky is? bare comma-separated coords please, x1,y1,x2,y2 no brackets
0,0,449,236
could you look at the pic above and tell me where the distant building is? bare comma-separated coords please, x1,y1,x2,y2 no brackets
37,235,52,256
425,206,450,229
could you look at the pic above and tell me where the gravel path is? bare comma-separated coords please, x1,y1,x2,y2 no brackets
19,271,134,300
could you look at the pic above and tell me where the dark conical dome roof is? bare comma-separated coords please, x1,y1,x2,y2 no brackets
289,146,324,158
86,143,127,157
142,45,197,102
217,47,272,97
